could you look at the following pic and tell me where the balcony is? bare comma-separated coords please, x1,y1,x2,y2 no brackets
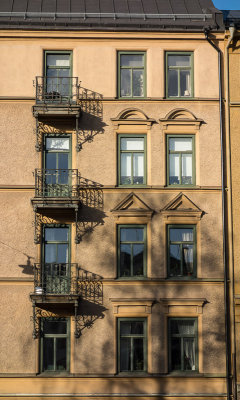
32,76,81,117
32,169,81,211
30,263,79,303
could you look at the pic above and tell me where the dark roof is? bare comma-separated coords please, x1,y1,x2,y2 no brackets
0,0,224,31
222,10,240,27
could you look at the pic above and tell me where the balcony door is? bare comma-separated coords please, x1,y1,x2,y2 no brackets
45,52,72,101
43,226,70,294
44,136,71,197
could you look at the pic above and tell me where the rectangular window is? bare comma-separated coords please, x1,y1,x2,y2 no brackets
169,318,198,372
118,225,147,278
43,135,72,197
167,136,195,186
118,52,146,98
42,225,71,294
166,52,193,98
41,317,70,373
168,225,196,278
118,318,147,372
119,135,146,185
44,51,72,100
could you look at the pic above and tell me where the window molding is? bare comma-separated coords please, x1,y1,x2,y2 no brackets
111,108,155,131
160,298,206,315
111,192,154,222
118,51,146,99
161,192,203,222
110,299,154,315
117,224,147,279
159,108,203,132
165,52,194,99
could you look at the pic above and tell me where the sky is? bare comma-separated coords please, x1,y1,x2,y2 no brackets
213,0,240,9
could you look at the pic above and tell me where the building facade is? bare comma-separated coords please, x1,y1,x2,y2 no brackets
224,10,240,400
0,1,227,399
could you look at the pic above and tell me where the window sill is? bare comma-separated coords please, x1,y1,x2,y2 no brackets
166,276,197,280
118,184,148,188
166,371,200,376
38,371,71,376
116,276,147,280
116,371,149,376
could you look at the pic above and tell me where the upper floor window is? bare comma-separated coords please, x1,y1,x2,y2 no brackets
41,317,70,372
118,318,147,372
169,318,198,372
168,225,196,278
166,52,193,98
119,135,146,186
118,225,147,278
44,51,72,101
118,52,146,98
167,136,195,186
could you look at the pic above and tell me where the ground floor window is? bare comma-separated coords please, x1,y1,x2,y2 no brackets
169,318,198,372
118,318,147,372
41,317,69,372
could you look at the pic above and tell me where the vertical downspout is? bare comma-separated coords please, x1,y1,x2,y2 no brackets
204,29,230,400
225,25,236,400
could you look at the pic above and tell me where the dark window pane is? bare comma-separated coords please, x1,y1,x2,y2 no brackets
171,337,181,370
168,55,190,67
120,244,131,277
183,338,196,370
121,69,131,97
57,244,68,263
121,55,144,67
121,228,144,242
132,69,144,97
183,244,193,275
43,337,54,370
133,244,144,276
46,153,57,170
120,337,131,371
169,244,181,276
170,228,193,242
168,69,178,97
56,338,67,370
45,228,68,242
131,321,143,334
133,338,144,370
180,70,191,97
43,319,67,334
171,319,195,334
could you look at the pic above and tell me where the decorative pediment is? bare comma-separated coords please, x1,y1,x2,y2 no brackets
111,192,154,220
161,193,203,221
111,108,155,128
159,108,203,131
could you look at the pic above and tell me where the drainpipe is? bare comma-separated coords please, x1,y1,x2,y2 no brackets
204,28,230,400
225,25,236,400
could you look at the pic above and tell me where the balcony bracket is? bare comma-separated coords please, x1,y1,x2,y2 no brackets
74,300,81,338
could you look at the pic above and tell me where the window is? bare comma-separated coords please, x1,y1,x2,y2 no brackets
168,225,196,278
166,52,193,98
41,317,69,372
118,52,146,98
42,226,70,294
118,225,146,278
45,51,72,100
167,136,195,186
118,318,147,372
119,135,146,185
43,135,72,197
169,318,198,372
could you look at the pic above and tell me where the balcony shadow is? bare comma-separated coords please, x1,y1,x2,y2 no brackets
18,255,35,275
79,176,104,209
77,299,107,335
76,205,106,243
77,111,107,151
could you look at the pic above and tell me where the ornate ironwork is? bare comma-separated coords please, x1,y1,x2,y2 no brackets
78,268,103,304
78,177,103,208
34,76,79,104
33,263,79,295
34,168,79,198
33,213,57,244
34,122,72,152
78,87,103,117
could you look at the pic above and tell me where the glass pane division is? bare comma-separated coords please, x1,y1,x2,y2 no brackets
119,53,145,98
168,137,194,186
120,137,145,186
119,226,146,277
119,319,146,372
167,53,192,98
168,227,195,277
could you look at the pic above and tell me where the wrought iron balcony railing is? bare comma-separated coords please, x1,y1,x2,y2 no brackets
34,76,79,104
34,169,79,198
33,263,79,296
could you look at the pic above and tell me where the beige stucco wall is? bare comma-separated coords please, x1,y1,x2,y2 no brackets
0,28,225,399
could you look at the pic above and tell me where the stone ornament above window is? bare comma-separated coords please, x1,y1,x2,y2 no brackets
161,192,203,221
110,298,155,315
111,108,155,129
111,192,154,220
159,108,203,131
